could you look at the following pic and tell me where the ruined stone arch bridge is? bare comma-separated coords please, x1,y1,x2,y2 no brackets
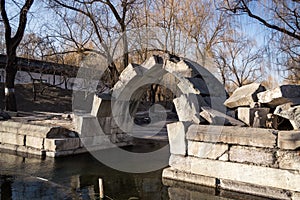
74,55,232,149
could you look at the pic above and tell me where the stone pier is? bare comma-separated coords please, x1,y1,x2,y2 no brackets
162,122,300,199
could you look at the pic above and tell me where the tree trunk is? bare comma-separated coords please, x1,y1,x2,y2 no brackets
5,54,17,111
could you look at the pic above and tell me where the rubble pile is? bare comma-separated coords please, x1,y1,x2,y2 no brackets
222,83,300,130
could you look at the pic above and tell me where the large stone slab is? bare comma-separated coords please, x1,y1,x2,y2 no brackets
188,141,228,160
167,122,191,155
190,157,300,192
173,94,206,124
257,85,300,107
91,94,112,117
229,146,275,167
238,107,270,127
200,106,245,126
278,130,300,150
220,179,293,200
274,105,300,130
277,150,300,171
44,138,81,151
186,125,277,148
169,154,191,172
224,83,265,108
26,136,44,149
162,167,216,187
0,132,24,146
164,60,193,78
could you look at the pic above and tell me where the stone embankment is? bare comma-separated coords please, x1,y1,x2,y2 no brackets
163,122,300,199
0,116,84,157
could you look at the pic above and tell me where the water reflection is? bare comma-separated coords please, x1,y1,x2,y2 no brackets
0,150,168,199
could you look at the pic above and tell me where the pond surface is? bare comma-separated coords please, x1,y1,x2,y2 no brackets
0,146,272,200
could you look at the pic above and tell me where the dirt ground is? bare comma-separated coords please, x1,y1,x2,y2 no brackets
0,83,72,113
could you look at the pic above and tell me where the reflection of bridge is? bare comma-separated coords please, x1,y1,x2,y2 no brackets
0,54,79,77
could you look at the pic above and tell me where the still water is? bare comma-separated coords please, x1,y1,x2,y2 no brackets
0,146,272,200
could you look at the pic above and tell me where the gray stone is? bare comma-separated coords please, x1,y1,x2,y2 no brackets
274,105,300,130
188,141,228,160
200,106,245,126
220,179,292,200
257,85,300,107
169,154,191,173
167,122,191,155
229,146,275,167
44,138,81,151
91,94,112,117
278,150,300,171
238,107,270,127
26,136,44,149
162,167,216,187
190,157,300,192
0,132,24,146
187,125,277,148
278,130,300,150
164,60,193,78
203,96,227,113
224,83,265,108
173,94,206,124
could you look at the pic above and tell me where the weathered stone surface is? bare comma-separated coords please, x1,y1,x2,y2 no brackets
164,60,193,78
278,130,300,150
229,146,275,167
187,125,277,148
74,115,103,137
220,179,292,200
91,94,112,117
26,136,44,149
238,107,270,127
258,85,300,107
188,141,228,160
167,122,191,155
278,150,300,171
190,157,300,192
200,106,245,126
0,132,24,146
274,105,300,130
224,83,265,108
169,154,191,173
173,94,205,124
44,138,80,151
162,167,216,187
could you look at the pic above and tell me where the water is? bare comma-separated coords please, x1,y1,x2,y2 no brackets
0,147,272,200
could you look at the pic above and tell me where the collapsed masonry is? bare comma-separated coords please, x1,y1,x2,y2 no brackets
224,83,300,130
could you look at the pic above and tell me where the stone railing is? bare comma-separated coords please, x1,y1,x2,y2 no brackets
162,122,300,200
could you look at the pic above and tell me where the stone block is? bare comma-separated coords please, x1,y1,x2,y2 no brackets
0,132,24,146
278,130,300,150
188,141,228,160
167,122,191,155
44,138,80,151
0,121,20,134
258,85,300,107
200,106,245,126
162,167,216,187
224,83,265,108
18,123,52,137
187,125,277,148
91,94,112,117
169,154,191,173
220,179,292,200
75,115,104,137
278,150,300,171
119,63,143,84
164,60,193,78
190,157,300,192
274,105,300,130
229,146,275,167
173,94,205,124
26,136,44,149
238,107,270,127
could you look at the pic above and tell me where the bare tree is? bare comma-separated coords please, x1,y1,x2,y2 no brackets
0,0,34,111
219,0,300,82
214,38,264,92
